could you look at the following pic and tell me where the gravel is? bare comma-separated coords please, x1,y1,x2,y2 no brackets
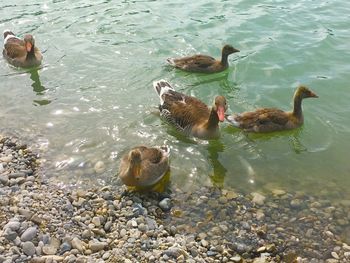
1,134,349,262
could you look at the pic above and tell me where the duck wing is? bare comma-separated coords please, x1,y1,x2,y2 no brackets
169,54,216,71
161,90,209,133
229,108,290,132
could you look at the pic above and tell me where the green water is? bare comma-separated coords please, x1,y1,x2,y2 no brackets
1,1,350,199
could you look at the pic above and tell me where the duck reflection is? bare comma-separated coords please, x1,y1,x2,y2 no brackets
29,69,51,106
206,139,227,188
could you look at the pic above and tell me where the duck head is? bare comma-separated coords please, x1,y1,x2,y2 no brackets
295,85,318,99
222,44,240,56
213,96,227,122
24,34,35,53
128,149,143,179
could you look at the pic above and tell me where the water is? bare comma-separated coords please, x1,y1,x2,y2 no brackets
1,0,350,200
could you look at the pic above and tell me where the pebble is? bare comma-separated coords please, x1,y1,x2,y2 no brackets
71,237,84,253
22,241,36,256
331,252,339,260
94,161,106,174
0,135,349,263
20,226,37,242
89,241,107,252
159,198,172,211
251,192,266,205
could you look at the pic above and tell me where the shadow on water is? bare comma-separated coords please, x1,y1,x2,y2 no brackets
29,69,51,106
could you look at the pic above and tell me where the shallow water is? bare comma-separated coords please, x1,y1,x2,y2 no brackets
1,1,350,200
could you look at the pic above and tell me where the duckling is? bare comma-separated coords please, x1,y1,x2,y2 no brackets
226,85,318,133
167,44,239,73
3,30,42,68
118,145,170,188
153,80,227,139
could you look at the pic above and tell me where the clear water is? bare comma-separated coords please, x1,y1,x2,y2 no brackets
1,0,350,200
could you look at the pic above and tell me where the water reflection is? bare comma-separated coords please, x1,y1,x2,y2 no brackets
207,139,227,188
29,69,51,106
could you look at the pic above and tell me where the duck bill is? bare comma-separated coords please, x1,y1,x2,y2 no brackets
310,91,318,98
26,42,32,52
217,106,226,122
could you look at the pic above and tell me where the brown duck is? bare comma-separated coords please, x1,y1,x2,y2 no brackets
118,145,170,188
226,86,318,133
167,44,239,73
153,80,227,139
3,30,43,68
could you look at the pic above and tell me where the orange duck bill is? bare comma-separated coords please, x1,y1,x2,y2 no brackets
217,106,226,122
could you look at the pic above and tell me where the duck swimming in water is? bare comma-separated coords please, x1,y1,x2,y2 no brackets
3,30,43,68
154,80,227,139
226,85,318,133
167,44,239,73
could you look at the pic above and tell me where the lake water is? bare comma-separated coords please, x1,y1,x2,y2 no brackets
1,0,350,201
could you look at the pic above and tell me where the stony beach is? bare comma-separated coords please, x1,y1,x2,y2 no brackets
1,134,350,263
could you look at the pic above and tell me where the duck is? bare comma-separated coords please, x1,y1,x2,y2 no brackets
153,80,227,139
225,85,318,133
118,145,170,188
167,44,239,73
3,30,43,68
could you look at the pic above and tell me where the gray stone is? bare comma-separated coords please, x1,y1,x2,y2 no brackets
89,241,107,252
0,175,9,185
3,228,17,241
22,241,36,256
159,198,172,211
21,226,37,242
4,221,21,231
60,242,71,254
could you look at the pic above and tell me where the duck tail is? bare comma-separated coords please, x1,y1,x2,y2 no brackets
3,29,14,39
166,58,176,66
159,145,170,157
225,114,241,128
153,79,174,96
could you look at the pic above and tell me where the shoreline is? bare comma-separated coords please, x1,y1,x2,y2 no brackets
0,134,349,263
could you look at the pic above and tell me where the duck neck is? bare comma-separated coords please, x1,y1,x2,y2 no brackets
26,46,35,60
292,95,303,118
221,53,229,66
206,108,219,129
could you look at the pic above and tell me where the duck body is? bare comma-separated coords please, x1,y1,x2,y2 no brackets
3,30,42,68
153,80,227,139
167,45,239,73
226,86,318,133
118,145,170,188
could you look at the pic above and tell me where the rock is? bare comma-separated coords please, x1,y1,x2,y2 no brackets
290,199,302,208
91,216,101,227
331,251,339,259
120,228,127,238
3,228,18,241
251,192,266,205
21,226,37,242
22,241,36,256
159,198,172,211
42,245,57,255
94,161,105,174
89,241,107,252
271,189,286,196
231,255,242,263
59,242,71,254
0,174,8,185
71,237,84,253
